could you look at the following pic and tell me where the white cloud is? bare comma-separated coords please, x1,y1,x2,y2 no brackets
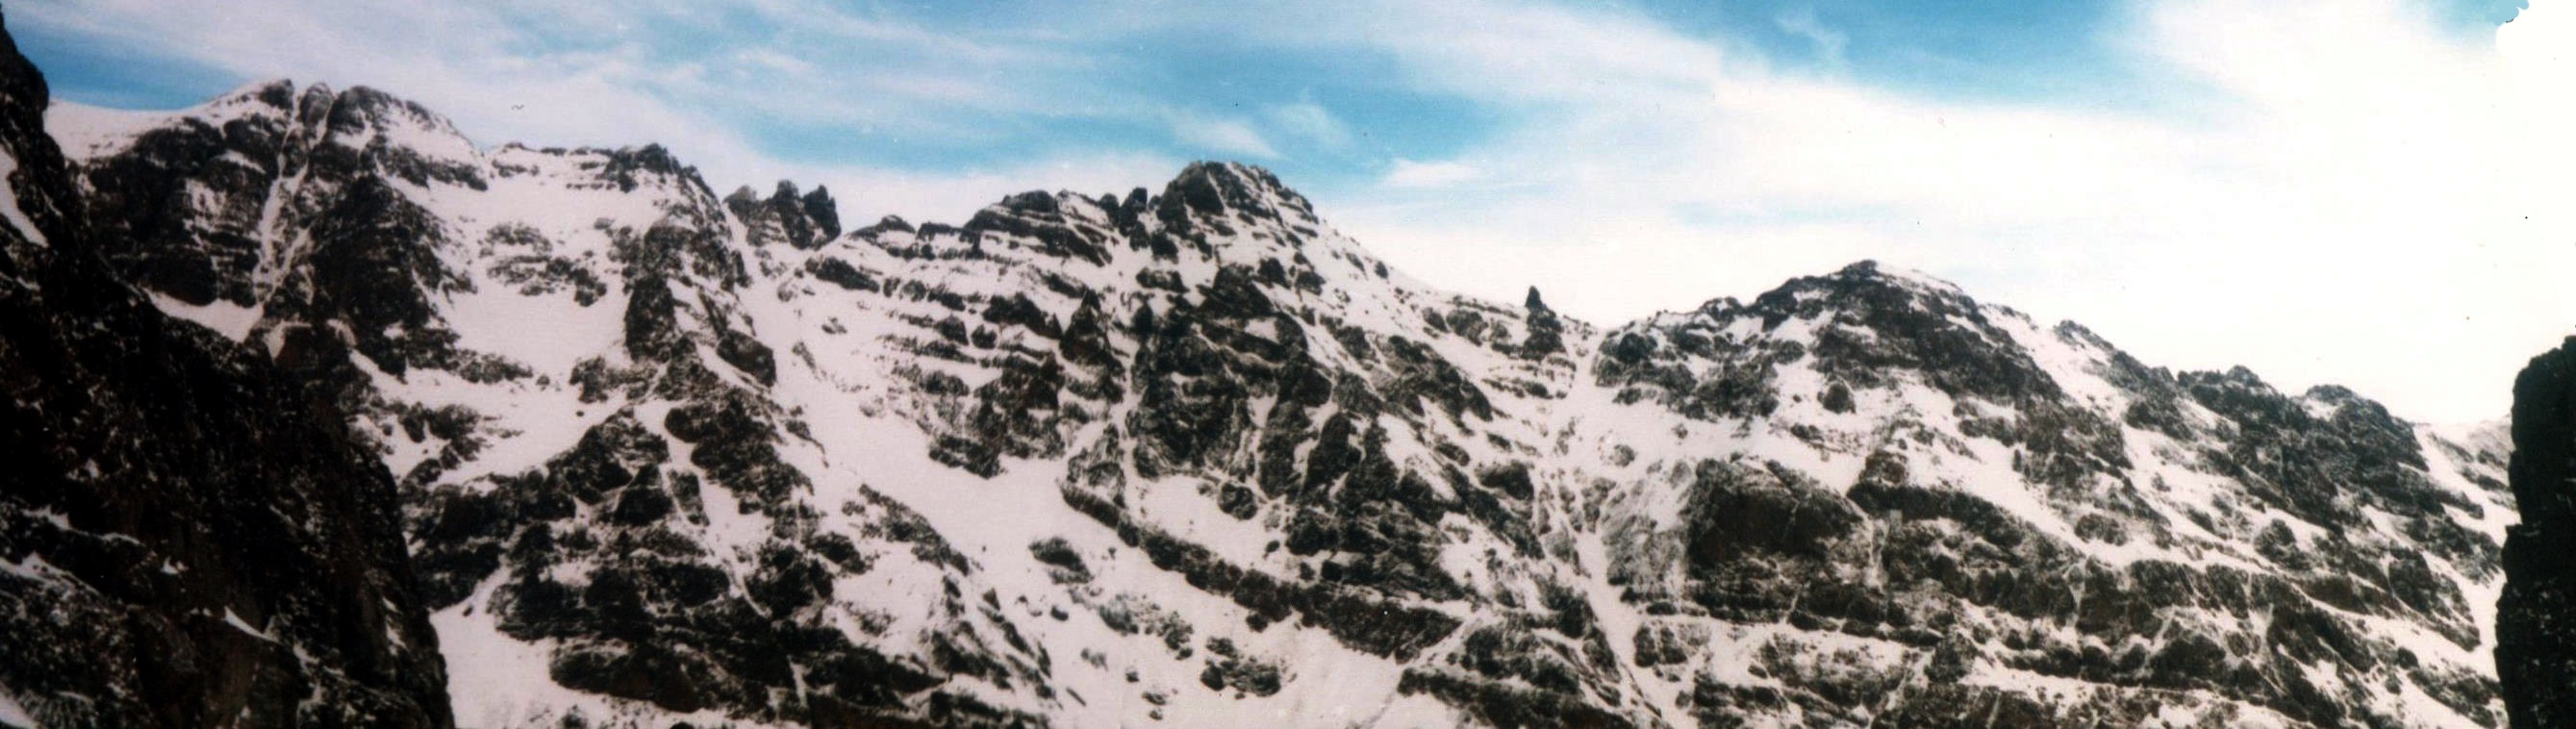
1381,159,1481,189
1773,6,1849,68
1267,100,1351,147
733,48,815,76
1294,0,2574,422
1163,111,1280,159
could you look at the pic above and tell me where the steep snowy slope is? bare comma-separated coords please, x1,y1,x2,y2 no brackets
0,15,452,728
46,73,2518,729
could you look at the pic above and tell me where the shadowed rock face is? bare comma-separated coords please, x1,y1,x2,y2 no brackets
2503,337,2576,728
0,10,453,728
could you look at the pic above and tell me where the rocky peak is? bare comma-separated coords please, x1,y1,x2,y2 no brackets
586,142,713,199
322,85,468,145
1152,162,1320,242
855,213,912,236
294,83,334,117
997,189,1061,214
1604,258,2070,425
799,183,840,239
951,188,1124,265
912,163,1365,290
1164,161,1306,213
1743,260,1969,314
297,85,485,189
201,78,298,115
161,80,484,172
1519,286,1565,359
726,179,840,248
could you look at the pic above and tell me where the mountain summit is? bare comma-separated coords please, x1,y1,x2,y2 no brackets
2,21,2529,728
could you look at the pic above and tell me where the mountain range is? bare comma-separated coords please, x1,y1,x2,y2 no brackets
0,12,2549,728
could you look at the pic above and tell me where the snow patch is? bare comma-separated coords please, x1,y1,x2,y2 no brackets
0,151,45,246
0,684,37,729
144,291,262,341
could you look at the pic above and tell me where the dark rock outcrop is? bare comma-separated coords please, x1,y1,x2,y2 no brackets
2502,337,2576,728
727,180,840,249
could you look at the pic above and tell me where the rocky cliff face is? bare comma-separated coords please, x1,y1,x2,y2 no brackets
24,36,2526,729
0,13,452,728
2501,338,2576,728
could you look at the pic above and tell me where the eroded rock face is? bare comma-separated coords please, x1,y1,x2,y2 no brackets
2502,338,2576,728
36,45,2522,729
0,12,452,728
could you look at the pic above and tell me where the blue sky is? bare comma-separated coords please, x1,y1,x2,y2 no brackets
24,0,2518,198
13,0,2571,422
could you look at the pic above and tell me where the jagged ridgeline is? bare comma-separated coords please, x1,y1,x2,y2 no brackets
2,11,2531,728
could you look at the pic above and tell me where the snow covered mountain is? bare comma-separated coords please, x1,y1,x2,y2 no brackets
9,18,2531,728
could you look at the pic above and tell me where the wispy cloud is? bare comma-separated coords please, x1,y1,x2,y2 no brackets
1774,6,1850,68
1163,110,1279,159
1381,159,1480,189
1300,0,2572,421
1267,100,1351,147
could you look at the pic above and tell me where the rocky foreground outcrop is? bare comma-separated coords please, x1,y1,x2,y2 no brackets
2502,338,2576,728
0,11,452,728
